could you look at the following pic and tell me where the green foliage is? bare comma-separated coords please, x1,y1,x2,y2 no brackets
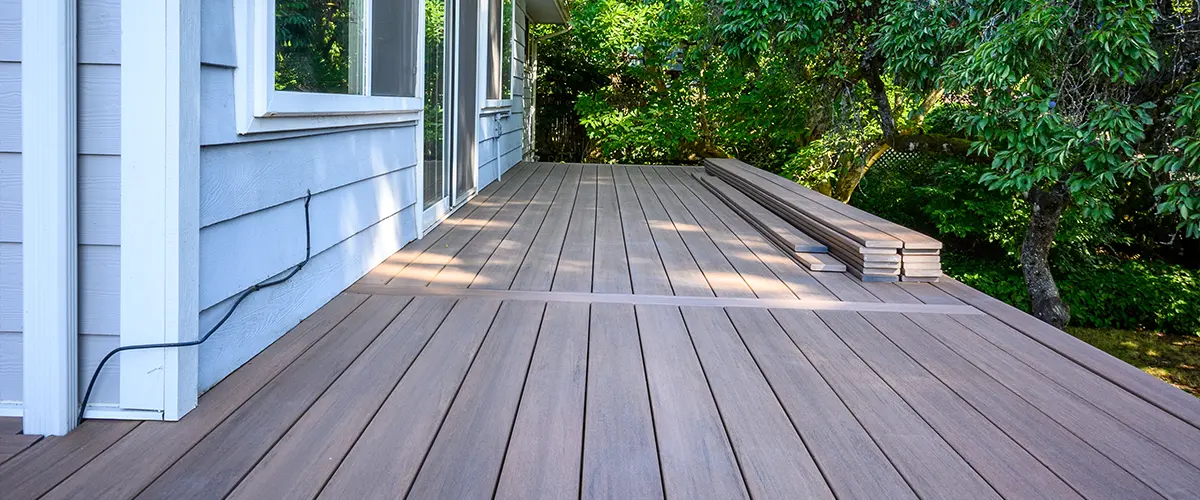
1152,83,1200,237
275,0,356,93
949,257,1200,336
879,0,1199,236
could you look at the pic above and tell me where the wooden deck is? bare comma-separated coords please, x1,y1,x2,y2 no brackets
3,163,1200,499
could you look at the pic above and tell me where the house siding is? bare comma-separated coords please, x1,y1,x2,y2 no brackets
195,0,420,391
0,0,19,413
0,0,125,413
477,0,527,187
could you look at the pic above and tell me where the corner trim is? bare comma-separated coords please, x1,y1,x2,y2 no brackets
119,0,201,420
21,0,79,436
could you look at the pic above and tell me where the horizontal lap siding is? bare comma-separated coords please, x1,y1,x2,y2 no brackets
76,0,122,409
0,0,123,410
478,0,528,188
196,0,421,391
0,0,16,409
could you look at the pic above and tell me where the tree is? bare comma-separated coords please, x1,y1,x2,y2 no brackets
878,0,1199,327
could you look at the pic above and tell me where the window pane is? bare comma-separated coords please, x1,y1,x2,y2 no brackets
275,0,365,94
423,0,446,208
372,0,418,97
500,0,512,98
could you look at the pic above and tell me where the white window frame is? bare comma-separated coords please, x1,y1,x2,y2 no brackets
234,0,424,134
482,0,515,112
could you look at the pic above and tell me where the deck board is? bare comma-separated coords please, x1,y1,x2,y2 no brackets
681,306,834,499
14,162,1200,499
612,166,672,295
227,296,457,499
636,305,748,499
552,165,598,292
771,309,1002,500
430,164,566,288
494,302,589,500
592,165,633,293
627,167,712,296
137,295,413,499
39,292,370,499
509,164,583,291
651,168,795,299
317,298,503,498
851,311,1151,499
407,301,546,499
641,168,756,298
725,308,917,499
583,303,664,499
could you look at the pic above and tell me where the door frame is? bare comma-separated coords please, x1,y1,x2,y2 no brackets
420,0,480,234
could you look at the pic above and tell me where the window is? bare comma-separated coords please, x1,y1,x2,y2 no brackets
486,0,513,101
235,0,423,133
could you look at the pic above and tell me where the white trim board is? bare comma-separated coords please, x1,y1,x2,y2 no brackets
119,0,201,421
0,403,22,418
232,0,423,134
21,0,79,436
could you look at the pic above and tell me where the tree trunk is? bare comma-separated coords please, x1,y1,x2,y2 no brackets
1021,182,1071,329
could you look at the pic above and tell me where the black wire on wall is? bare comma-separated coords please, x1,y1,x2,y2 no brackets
77,191,314,424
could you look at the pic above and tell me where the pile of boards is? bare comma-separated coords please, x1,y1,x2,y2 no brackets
701,158,943,282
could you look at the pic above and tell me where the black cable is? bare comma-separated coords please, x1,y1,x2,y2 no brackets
77,190,314,424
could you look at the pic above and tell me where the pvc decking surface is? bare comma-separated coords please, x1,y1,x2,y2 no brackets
3,163,1199,499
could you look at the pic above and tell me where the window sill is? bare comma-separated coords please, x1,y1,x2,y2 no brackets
240,92,423,135
481,99,514,115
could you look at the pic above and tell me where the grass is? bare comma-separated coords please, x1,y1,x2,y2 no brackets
1067,327,1200,397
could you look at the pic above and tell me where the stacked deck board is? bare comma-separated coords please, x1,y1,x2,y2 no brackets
695,174,845,272
703,158,943,282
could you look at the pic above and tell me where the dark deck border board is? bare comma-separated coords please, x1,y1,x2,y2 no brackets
345,283,984,315
935,278,1200,430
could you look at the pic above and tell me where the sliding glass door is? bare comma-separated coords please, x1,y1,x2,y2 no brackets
422,0,451,225
423,0,477,229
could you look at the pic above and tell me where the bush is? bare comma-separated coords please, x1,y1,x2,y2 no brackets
946,257,1200,336
854,153,1200,336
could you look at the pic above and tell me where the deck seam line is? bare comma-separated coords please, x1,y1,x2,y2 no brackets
346,284,983,315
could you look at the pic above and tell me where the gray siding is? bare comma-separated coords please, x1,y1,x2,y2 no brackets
0,0,18,410
477,0,527,187
196,0,420,391
77,0,123,409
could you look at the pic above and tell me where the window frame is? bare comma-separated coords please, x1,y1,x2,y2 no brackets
482,0,515,111
234,0,424,134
